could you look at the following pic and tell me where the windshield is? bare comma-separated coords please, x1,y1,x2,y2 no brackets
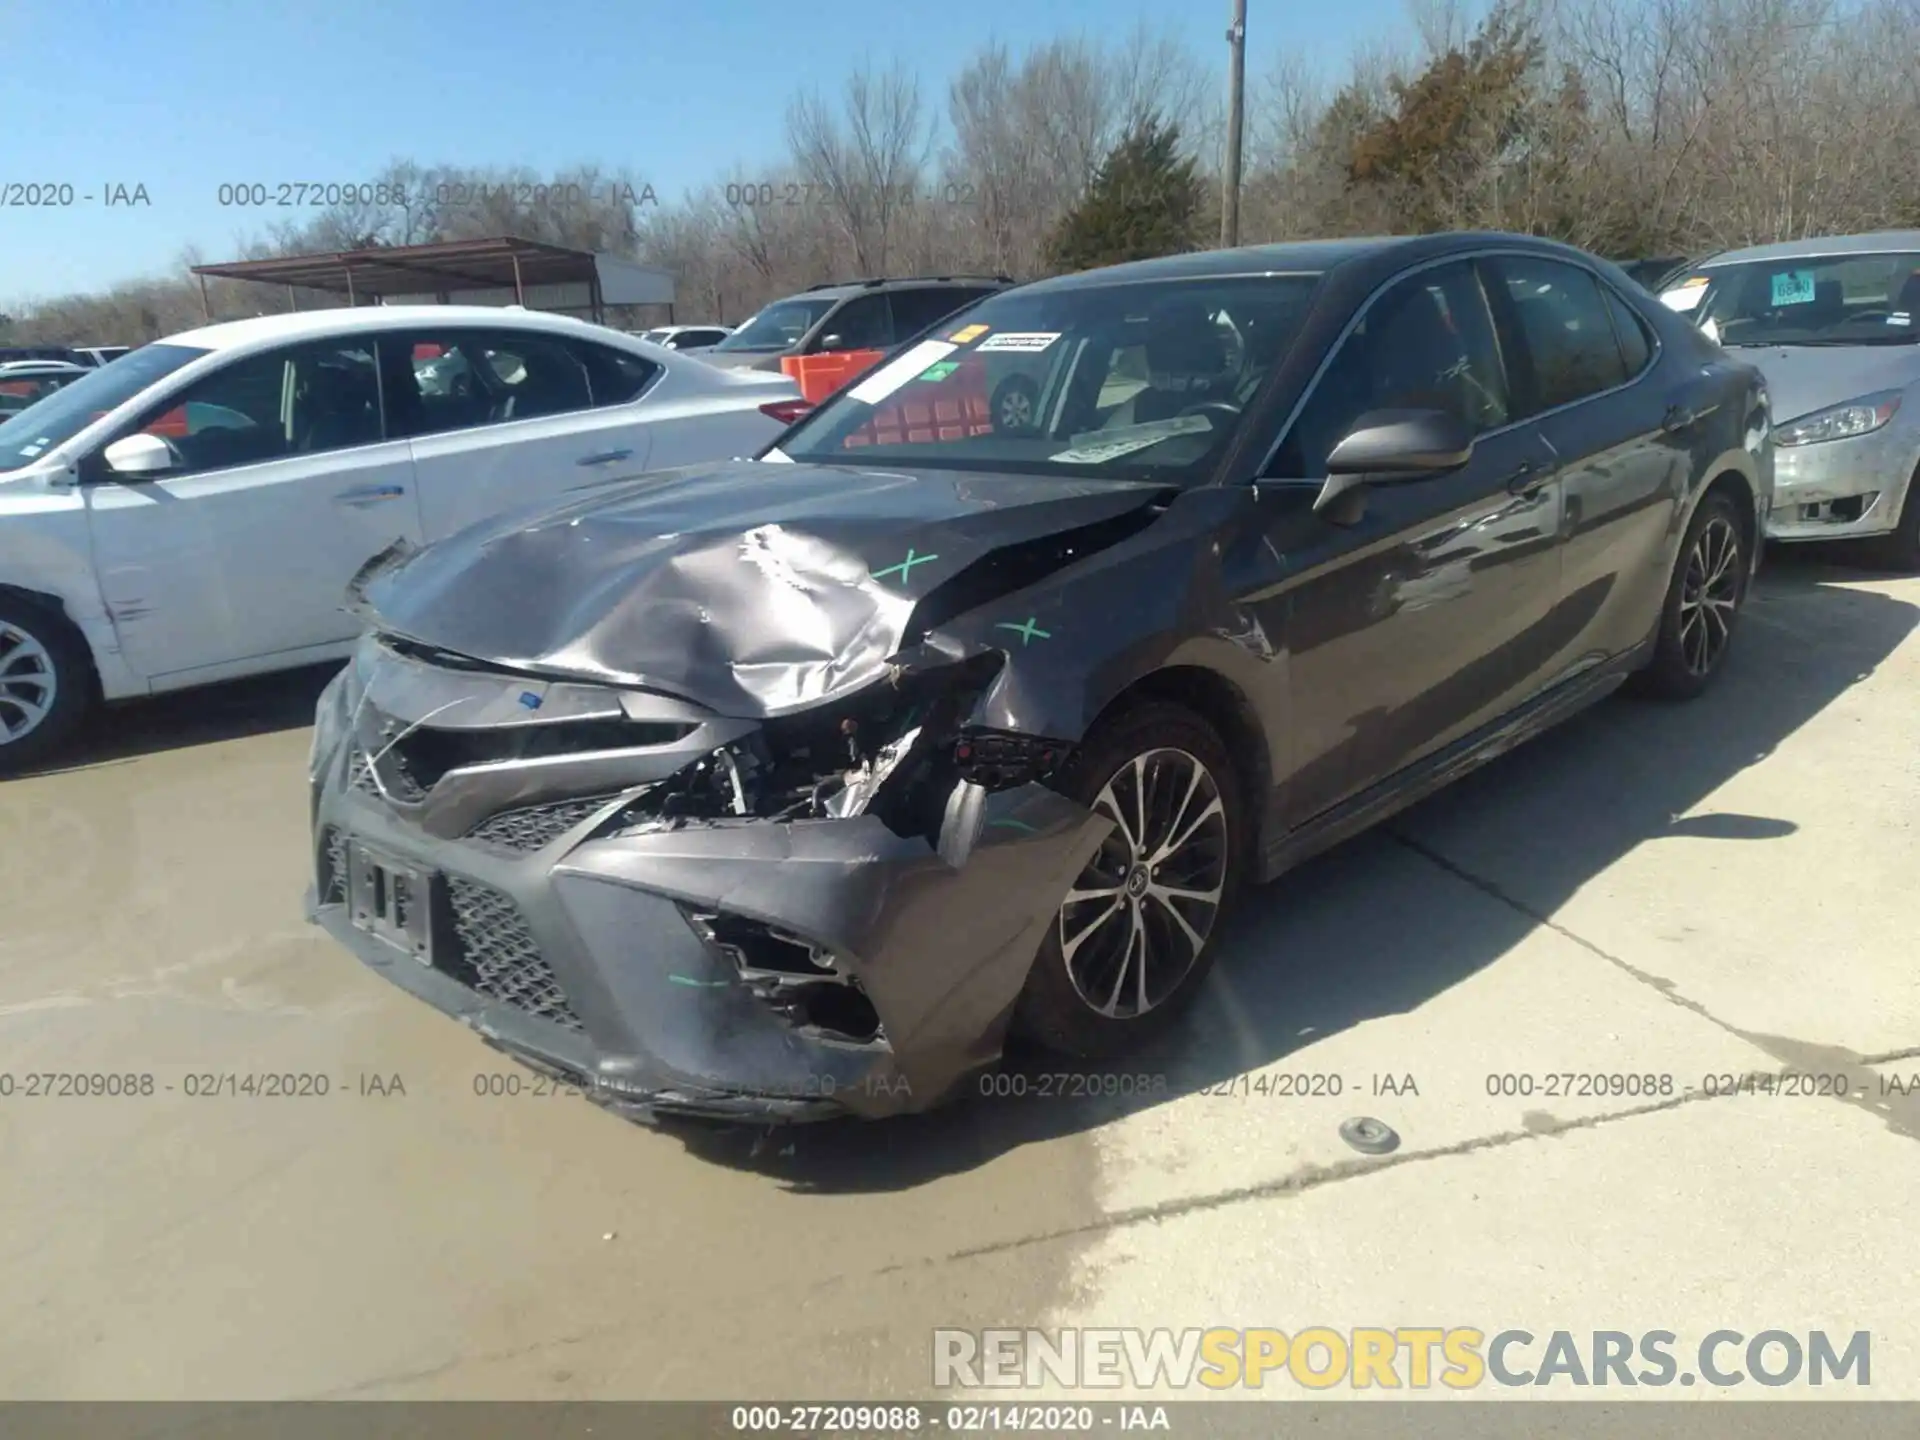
0,342,208,473
714,298,835,352
1688,251,1920,347
771,275,1321,483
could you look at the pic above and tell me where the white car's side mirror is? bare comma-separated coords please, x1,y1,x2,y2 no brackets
102,432,175,478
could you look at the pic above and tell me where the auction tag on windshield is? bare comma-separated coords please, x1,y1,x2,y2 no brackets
977,331,1060,353
948,323,990,344
847,340,959,405
1770,270,1816,306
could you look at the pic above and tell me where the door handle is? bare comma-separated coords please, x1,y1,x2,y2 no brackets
334,484,406,507
576,449,633,467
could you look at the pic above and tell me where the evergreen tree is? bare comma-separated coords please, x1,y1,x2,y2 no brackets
1044,115,1207,273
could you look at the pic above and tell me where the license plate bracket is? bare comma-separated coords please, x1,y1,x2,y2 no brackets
345,841,433,963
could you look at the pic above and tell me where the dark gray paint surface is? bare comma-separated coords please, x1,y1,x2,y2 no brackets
313,232,1773,1122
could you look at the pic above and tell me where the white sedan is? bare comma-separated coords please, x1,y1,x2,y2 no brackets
0,305,808,768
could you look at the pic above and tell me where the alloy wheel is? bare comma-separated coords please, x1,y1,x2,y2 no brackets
0,619,58,746
1677,516,1741,676
1057,747,1230,1020
998,388,1035,431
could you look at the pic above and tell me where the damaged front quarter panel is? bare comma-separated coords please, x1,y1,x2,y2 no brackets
326,459,1279,1120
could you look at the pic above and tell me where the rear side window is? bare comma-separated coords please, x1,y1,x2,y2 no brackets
1490,256,1630,412
570,341,661,405
386,329,594,437
1604,288,1654,376
889,287,987,338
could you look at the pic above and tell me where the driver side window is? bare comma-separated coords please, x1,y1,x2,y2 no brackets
126,341,381,477
1269,261,1510,479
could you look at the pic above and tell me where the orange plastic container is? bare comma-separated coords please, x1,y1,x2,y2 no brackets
780,348,887,404
845,355,994,448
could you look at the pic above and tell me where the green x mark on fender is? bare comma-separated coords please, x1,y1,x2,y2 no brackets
996,617,1052,646
871,548,939,584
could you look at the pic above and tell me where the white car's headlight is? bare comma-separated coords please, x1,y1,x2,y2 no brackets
1773,391,1903,447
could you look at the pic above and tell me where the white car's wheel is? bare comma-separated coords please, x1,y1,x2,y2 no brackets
0,598,92,773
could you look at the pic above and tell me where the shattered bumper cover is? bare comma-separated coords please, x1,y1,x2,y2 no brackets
305,643,1109,1123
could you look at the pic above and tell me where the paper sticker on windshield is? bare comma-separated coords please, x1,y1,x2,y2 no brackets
847,340,959,405
977,331,1060,353
917,360,960,382
1770,270,1816,306
948,323,990,344
1888,312,1911,326
1050,415,1211,464
1661,277,1708,311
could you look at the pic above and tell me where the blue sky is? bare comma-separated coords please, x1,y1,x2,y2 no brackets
3,0,1397,303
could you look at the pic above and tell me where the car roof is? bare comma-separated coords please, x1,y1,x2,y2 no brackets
1695,231,1920,269
798,276,1013,302
1015,232,1601,293
160,305,658,355
0,359,88,373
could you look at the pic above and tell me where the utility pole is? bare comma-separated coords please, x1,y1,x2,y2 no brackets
1221,0,1247,249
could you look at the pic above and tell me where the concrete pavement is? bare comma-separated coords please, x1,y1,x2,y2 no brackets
0,552,1914,1402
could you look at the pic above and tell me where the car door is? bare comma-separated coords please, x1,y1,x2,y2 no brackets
81,336,424,681
1483,255,1689,679
1243,258,1566,824
386,327,659,542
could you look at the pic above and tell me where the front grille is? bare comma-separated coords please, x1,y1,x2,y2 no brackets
386,717,696,791
441,877,585,1031
348,744,426,802
465,794,621,853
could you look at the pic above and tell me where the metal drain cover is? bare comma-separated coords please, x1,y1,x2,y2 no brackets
1339,1116,1400,1155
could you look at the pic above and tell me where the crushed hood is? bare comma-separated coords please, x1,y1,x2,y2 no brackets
1732,342,1920,423
364,458,1169,718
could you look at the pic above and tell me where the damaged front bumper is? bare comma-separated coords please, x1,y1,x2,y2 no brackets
305,637,1109,1123
1767,420,1920,542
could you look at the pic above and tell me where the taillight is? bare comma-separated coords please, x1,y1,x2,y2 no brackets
760,398,812,425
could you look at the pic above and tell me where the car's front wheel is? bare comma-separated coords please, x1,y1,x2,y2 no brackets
1630,487,1749,700
0,596,92,774
1874,464,1920,572
1014,703,1245,1059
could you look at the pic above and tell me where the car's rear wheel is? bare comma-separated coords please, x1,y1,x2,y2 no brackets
1629,488,1749,700
1013,703,1245,1059
0,596,92,774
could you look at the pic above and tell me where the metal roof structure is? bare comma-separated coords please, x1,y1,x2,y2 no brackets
189,236,677,322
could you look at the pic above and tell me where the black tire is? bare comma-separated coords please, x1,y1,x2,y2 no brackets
990,374,1041,434
1628,488,1749,701
1873,468,1920,572
0,595,93,774
1013,702,1246,1059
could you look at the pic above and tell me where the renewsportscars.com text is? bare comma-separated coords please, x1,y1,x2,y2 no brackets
932,1327,1871,1390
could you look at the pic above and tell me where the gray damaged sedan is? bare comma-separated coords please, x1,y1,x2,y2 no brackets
308,235,1769,1124
1662,231,1920,567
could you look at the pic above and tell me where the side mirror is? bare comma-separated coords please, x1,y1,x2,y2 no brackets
1312,408,1474,523
102,432,175,478
817,333,845,352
